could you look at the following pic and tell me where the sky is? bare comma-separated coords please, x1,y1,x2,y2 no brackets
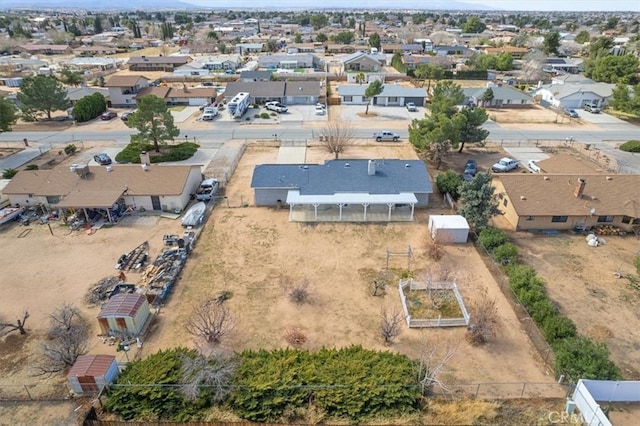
183,0,640,12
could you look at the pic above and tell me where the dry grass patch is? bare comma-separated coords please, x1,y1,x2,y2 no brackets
425,398,500,425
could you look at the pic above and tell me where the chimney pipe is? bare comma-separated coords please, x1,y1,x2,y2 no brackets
574,178,586,198
367,160,376,176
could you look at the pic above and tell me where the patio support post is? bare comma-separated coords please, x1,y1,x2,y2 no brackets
289,203,294,221
387,203,393,221
313,203,319,221
410,203,415,221
338,203,344,221
363,203,369,221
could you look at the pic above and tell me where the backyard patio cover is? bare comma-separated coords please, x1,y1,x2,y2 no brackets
55,189,126,209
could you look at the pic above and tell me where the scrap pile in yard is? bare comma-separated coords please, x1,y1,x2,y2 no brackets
85,276,122,305
115,241,149,271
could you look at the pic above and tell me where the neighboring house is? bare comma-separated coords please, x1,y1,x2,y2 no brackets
224,81,285,103
341,51,382,72
2,164,203,219
239,70,273,82
286,43,325,54
183,54,242,73
534,82,615,109
165,86,218,106
326,44,359,54
551,74,594,85
127,55,191,72
133,86,171,103
402,54,434,70
414,38,434,52
481,45,529,59
380,43,423,54
493,174,640,232
172,63,210,77
68,355,119,395
104,75,150,107
235,43,263,54
64,57,119,71
250,159,433,222
66,87,110,106
433,45,475,57
463,85,533,108
97,293,151,337
14,44,72,55
258,53,318,69
336,84,427,107
283,81,322,105
72,45,118,56
543,57,584,74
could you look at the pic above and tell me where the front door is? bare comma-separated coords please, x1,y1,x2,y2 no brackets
151,196,161,210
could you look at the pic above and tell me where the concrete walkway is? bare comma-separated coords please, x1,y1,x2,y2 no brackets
0,145,45,172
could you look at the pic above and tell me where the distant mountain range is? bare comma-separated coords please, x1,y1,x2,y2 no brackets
1,0,496,10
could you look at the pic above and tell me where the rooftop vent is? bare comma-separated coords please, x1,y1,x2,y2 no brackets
405,163,411,168
606,176,613,180
520,195,527,200
344,162,350,168
544,176,550,181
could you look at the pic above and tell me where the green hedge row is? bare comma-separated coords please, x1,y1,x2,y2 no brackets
478,227,621,381
105,346,420,422
115,142,199,164
72,92,107,122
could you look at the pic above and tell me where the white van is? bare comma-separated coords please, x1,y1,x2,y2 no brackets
202,107,218,121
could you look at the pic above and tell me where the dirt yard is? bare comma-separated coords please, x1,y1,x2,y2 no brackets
513,232,640,380
488,105,599,130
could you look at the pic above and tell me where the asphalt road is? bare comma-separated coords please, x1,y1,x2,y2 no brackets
1,118,639,172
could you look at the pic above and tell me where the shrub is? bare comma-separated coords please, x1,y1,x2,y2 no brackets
635,254,640,275
435,169,463,199
64,144,77,155
619,140,640,152
554,336,621,381
231,346,420,422
25,164,39,170
284,327,307,347
529,299,557,325
260,112,270,119
72,92,106,122
492,242,518,265
542,314,577,343
478,227,509,252
2,168,18,179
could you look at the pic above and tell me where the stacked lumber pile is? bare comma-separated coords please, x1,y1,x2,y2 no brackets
594,225,622,236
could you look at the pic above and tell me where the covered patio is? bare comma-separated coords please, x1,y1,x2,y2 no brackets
56,189,126,224
286,191,417,222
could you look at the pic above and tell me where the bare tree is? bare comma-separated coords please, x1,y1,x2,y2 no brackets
35,304,89,376
280,275,313,305
415,335,459,395
319,122,355,159
0,310,30,335
179,352,237,403
466,288,499,346
185,300,235,345
379,307,404,345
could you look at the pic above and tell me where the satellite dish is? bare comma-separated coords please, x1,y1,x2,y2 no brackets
590,208,596,216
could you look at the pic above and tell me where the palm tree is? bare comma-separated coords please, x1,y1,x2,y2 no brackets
355,72,365,85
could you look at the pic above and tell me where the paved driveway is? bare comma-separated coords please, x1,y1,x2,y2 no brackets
576,110,627,125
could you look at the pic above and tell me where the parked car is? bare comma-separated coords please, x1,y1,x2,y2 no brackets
564,108,579,118
93,153,112,165
202,107,218,121
406,102,417,112
463,159,477,176
265,101,288,113
528,159,541,173
492,157,520,173
373,131,400,142
584,103,601,114
120,111,135,121
315,104,326,115
100,111,117,120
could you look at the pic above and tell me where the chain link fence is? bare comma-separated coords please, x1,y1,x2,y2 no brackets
0,382,70,401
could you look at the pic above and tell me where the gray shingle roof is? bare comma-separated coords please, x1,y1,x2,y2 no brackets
464,85,532,101
251,159,432,195
337,84,427,97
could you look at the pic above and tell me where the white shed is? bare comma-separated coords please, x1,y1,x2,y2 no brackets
428,215,469,243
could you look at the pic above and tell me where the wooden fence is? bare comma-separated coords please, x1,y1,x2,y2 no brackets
398,279,470,328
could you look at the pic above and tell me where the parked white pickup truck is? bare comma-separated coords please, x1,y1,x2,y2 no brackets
195,178,220,201
373,131,400,142
491,157,520,173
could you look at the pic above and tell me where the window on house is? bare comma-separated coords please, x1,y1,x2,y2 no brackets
551,216,568,223
46,196,60,204
503,198,508,207
597,215,614,223
622,216,633,224
506,99,512,104
344,96,352,102
389,97,398,102
521,100,527,104
526,216,534,221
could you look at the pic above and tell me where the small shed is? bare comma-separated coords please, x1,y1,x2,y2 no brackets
97,293,151,337
67,355,119,394
428,215,470,243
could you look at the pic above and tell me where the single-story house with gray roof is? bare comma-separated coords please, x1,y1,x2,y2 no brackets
250,159,433,222
258,53,319,69
463,85,533,108
534,82,615,109
337,84,427,107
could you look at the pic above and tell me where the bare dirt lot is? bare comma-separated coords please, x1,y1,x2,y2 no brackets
136,143,559,393
513,232,640,380
488,105,599,130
